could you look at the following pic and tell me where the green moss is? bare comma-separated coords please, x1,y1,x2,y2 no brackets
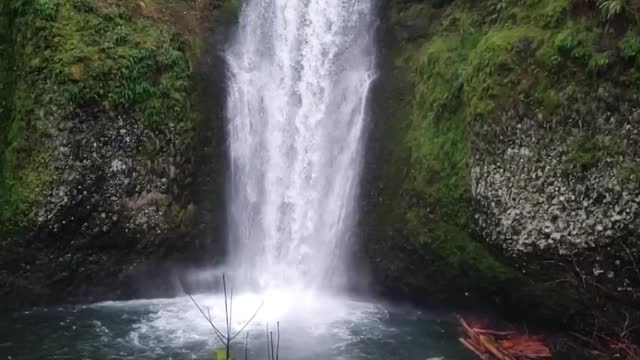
372,0,640,308
41,0,191,124
0,0,43,236
0,0,196,237
466,26,545,115
368,1,524,298
0,1,13,133
537,22,600,67
619,30,640,61
570,133,622,172
618,161,640,187
166,202,195,229
407,29,480,220
218,0,241,24
514,0,571,28
407,219,520,293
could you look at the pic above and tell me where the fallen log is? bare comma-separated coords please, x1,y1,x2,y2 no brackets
457,315,551,360
460,337,489,360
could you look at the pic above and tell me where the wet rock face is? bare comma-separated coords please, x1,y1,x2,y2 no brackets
1,105,198,305
470,90,640,301
0,0,235,305
34,108,188,244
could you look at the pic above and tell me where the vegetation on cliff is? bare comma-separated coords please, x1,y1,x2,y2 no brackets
367,0,640,338
0,0,198,237
0,0,236,304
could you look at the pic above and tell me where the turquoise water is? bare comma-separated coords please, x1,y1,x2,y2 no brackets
0,292,475,360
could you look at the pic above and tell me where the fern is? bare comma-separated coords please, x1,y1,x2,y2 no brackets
587,52,610,72
597,0,627,20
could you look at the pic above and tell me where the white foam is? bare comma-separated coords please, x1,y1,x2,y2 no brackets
93,289,387,355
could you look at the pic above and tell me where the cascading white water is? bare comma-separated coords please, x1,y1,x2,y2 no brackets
225,0,377,291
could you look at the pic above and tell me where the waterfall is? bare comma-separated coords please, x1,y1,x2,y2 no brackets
224,0,377,291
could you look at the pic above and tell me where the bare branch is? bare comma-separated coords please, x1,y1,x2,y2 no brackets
230,301,265,341
185,291,226,344
266,323,271,360
244,332,249,360
270,331,275,360
276,322,280,360
223,273,231,360
182,272,269,360
621,241,640,282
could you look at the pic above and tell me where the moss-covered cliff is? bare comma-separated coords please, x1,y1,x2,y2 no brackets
0,0,234,304
365,0,640,337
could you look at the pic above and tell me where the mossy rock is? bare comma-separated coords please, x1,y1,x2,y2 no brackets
0,0,235,305
366,0,640,337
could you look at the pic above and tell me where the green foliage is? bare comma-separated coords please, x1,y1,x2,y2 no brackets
587,51,611,72
403,8,480,227
214,348,229,360
0,0,15,140
0,0,42,236
617,161,640,187
32,0,193,124
534,0,572,27
407,219,520,293
369,1,525,297
536,22,613,72
218,0,241,24
375,0,640,302
570,133,621,171
537,23,596,66
465,26,544,115
597,0,628,20
618,30,640,59
0,0,196,237
166,202,195,229
485,0,513,24
485,0,572,28
389,0,640,223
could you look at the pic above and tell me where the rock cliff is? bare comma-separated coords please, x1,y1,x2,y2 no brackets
364,0,640,337
0,0,236,304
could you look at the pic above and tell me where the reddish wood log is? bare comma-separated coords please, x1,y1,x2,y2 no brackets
478,334,515,360
474,329,516,336
457,316,552,360
460,338,489,360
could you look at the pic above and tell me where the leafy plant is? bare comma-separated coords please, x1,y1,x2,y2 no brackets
486,0,511,24
618,31,640,59
570,133,621,172
597,0,627,20
587,51,611,72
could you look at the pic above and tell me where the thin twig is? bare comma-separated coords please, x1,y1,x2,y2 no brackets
266,323,271,360
230,284,234,337
570,255,587,289
276,322,280,360
621,242,640,282
182,273,267,360
185,292,226,343
206,305,226,341
230,301,265,341
270,331,275,360
223,273,231,360
244,332,249,360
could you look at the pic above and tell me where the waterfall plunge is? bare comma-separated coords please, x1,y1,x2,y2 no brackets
225,0,377,292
